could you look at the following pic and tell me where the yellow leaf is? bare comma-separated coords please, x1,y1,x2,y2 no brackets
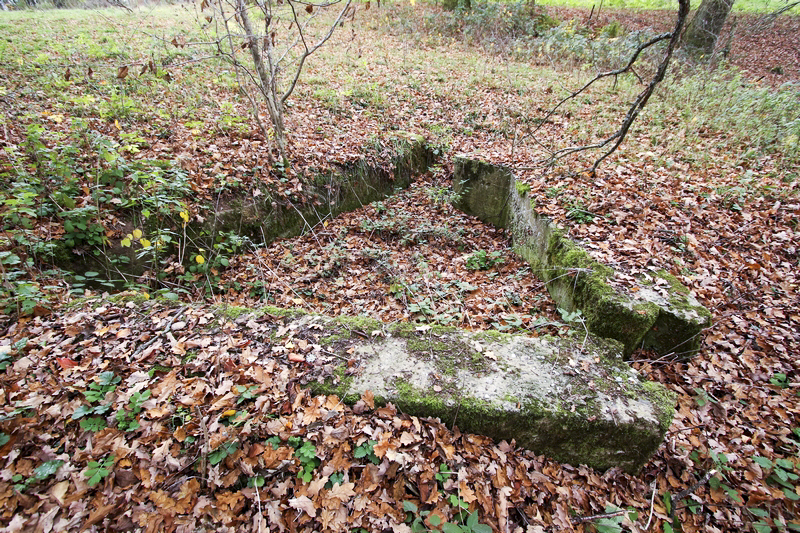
120,238,132,247
115,119,121,130
132,229,143,239
195,255,205,264
139,238,152,248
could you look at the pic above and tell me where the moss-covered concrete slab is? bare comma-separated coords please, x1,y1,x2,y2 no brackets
196,134,435,244
283,314,675,474
451,156,711,357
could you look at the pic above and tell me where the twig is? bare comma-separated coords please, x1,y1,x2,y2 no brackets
675,469,716,502
644,480,657,530
571,508,628,524
132,306,186,360
321,348,350,362
196,406,209,488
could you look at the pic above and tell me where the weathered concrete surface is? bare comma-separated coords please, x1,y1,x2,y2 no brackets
275,313,677,474
452,156,711,357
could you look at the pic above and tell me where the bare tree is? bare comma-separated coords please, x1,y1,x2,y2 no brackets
522,0,690,174
202,0,354,163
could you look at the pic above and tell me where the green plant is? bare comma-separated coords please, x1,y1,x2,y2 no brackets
326,471,346,488
442,511,492,533
71,371,120,432
565,198,596,224
0,252,44,315
770,372,791,389
84,371,121,403
600,20,625,38
435,463,452,485
72,403,112,432
235,385,260,405
12,459,63,492
403,500,491,533
354,439,380,465
465,250,504,271
84,455,114,487
209,440,239,466
426,185,462,207
408,297,435,318
753,456,800,502
404,500,440,533
115,389,151,432
62,206,106,249
293,440,320,483
558,308,584,324
709,451,742,503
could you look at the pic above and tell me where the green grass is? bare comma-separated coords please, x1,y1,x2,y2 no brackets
535,0,800,13
645,69,800,167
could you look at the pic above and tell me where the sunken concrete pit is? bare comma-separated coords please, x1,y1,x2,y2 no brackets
264,312,678,474
451,156,712,358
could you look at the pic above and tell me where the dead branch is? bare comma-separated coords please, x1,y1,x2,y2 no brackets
522,0,690,174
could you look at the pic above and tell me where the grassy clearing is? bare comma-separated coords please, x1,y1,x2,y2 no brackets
0,1,798,312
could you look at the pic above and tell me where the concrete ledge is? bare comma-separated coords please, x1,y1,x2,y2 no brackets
452,156,711,357
286,314,675,474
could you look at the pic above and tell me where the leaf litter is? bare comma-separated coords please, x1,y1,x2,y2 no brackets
0,3,798,532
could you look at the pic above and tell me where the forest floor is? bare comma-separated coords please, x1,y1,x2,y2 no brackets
0,3,798,532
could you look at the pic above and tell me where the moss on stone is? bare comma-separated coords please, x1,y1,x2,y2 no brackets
641,380,677,431
515,181,531,196
108,290,151,306
308,364,355,402
472,329,513,343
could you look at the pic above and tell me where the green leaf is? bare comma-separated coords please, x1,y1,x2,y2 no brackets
753,522,772,533
776,458,795,470
664,523,674,533
783,487,800,501
753,456,773,469
748,508,770,518
79,417,107,432
663,491,673,515
721,483,742,503
32,460,63,481
97,371,120,386
0,433,8,446
472,525,492,533
441,523,464,533
13,338,28,352
72,405,95,420
594,518,624,533
403,501,418,513
248,475,265,488
467,511,478,529
429,514,442,526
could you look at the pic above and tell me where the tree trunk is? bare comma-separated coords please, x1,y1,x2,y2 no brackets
236,0,287,163
681,0,735,59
